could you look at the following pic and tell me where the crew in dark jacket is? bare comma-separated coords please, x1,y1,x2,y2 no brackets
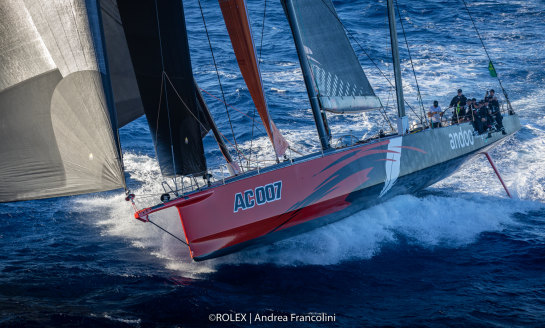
450,89,468,108
449,89,467,123
468,98,479,131
484,89,506,135
476,101,491,134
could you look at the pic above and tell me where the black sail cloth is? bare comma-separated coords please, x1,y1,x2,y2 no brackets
117,0,208,177
100,0,145,127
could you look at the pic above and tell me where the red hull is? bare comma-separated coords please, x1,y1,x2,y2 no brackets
135,115,520,260
138,140,393,259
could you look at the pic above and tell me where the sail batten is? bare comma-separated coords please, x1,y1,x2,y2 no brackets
282,0,381,113
219,0,289,157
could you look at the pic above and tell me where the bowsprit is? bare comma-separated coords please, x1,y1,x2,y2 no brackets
233,181,282,213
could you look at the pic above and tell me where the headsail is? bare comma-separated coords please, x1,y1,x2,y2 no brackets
100,0,145,127
282,0,381,113
219,0,289,157
195,81,242,175
0,0,124,203
117,0,209,177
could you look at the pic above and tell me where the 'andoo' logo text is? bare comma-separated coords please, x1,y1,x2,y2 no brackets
234,181,282,213
449,127,474,150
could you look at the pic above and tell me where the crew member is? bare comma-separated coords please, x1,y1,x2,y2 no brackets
449,88,467,123
485,89,500,112
483,89,506,135
428,100,442,128
476,100,492,135
468,98,479,132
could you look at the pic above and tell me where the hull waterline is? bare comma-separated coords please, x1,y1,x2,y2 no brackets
137,115,520,261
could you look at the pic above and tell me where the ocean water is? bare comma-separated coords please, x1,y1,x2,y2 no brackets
1,0,545,327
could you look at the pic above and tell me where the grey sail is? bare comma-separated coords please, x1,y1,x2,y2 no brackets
0,0,124,202
282,0,381,113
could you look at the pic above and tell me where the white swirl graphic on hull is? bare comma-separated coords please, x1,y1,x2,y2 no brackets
379,137,402,198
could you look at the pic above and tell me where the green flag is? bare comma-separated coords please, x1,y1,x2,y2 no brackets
488,60,497,77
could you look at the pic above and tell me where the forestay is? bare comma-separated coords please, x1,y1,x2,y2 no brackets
0,0,124,203
283,0,381,113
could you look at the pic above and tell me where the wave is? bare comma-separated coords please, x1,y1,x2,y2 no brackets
73,151,543,273
68,0,545,275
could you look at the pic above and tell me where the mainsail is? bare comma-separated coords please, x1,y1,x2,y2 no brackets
0,0,124,203
282,0,381,113
219,0,289,156
117,0,209,177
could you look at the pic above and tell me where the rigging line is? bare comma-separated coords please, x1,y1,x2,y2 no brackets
378,97,395,131
178,77,315,160
200,87,310,157
315,0,422,121
203,86,328,156
395,0,429,127
164,75,305,161
148,219,189,247
379,86,395,131
461,0,513,111
199,88,267,134
154,73,165,156
203,85,309,156
371,80,394,131
378,82,395,131
163,73,251,164
153,0,179,186
287,146,304,156
196,0,244,169
257,0,267,62
249,0,268,170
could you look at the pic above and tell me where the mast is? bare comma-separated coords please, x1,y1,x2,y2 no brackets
386,0,408,135
282,0,331,150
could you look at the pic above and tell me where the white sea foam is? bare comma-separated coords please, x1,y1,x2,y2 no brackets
72,81,544,273
70,6,545,273
210,193,541,266
73,134,542,273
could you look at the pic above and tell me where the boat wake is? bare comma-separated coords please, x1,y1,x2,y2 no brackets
213,192,541,266
73,91,544,274
74,156,542,274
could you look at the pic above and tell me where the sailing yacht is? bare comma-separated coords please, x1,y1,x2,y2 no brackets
0,0,520,261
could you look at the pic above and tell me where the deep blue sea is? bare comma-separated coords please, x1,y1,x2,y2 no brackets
1,0,545,327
